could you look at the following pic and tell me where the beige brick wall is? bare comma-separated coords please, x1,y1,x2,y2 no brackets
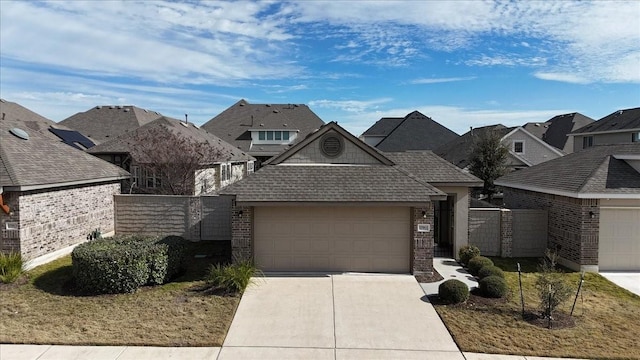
2,182,120,260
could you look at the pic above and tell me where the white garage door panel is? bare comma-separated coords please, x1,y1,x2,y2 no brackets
599,208,640,271
255,206,410,272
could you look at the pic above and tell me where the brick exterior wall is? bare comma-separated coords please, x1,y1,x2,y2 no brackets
504,188,599,268
231,205,252,261
0,182,120,260
412,205,434,274
500,209,513,258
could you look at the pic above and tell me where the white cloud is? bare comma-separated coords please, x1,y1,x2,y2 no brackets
410,77,476,84
534,72,590,84
312,99,571,136
309,98,393,113
0,1,300,84
465,55,547,67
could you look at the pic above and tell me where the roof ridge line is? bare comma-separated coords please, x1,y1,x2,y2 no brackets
577,154,611,193
391,162,445,195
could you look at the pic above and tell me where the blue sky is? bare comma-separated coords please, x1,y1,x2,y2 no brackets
1,1,639,136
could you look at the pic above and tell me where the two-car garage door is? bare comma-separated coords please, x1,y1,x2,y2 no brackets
254,206,410,273
598,207,640,271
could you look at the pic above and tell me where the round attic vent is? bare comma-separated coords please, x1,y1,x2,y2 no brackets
320,133,343,157
9,128,29,140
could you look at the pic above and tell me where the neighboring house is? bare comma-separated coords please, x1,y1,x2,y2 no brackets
0,99,95,150
220,122,481,274
495,143,640,272
0,101,129,262
523,112,594,153
360,110,459,151
60,105,163,145
201,99,325,165
435,124,565,171
87,116,255,195
569,107,640,152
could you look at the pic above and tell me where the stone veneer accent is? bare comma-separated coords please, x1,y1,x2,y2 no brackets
230,203,435,274
0,182,120,260
503,188,599,269
411,205,434,274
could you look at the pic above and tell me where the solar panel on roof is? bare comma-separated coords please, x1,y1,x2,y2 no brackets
49,128,95,150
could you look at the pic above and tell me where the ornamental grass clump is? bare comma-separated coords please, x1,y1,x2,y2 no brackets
438,279,470,304
0,252,24,284
206,259,262,294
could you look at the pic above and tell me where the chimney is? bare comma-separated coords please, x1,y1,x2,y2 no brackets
185,114,188,124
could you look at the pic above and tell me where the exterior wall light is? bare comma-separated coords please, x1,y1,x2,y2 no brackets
589,211,595,219
238,210,243,218
422,210,427,218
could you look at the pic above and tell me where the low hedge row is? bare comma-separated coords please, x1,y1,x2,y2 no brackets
72,235,187,294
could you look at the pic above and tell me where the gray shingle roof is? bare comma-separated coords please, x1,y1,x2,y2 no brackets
219,164,445,203
570,107,640,135
434,124,513,168
1,99,75,143
373,111,459,152
495,143,640,197
60,105,163,144
384,151,482,185
1,112,129,189
361,117,403,136
523,112,594,152
201,99,325,156
88,116,254,163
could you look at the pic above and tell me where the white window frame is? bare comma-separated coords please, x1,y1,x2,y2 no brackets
220,163,231,182
513,140,524,154
632,132,640,143
583,136,594,149
253,130,294,145
247,161,254,173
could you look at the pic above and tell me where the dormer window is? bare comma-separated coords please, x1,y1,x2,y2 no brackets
253,130,295,144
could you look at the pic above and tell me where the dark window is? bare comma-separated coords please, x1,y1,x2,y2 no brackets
583,136,593,148
514,141,524,153
258,131,265,140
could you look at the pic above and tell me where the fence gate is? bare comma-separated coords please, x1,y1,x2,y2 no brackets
511,209,547,257
200,196,232,241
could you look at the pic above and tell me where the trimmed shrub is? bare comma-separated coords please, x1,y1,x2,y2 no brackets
0,252,24,284
479,275,508,298
72,235,188,294
438,279,469,304
458,245,480,265
206,259,262,294
468,256,494,276
477,265,504,280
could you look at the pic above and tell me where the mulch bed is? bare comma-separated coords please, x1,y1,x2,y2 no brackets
523,310,576,329
414,269,444,283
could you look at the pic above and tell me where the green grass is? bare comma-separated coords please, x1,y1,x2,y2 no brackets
0,241,240,346
433,257,640,360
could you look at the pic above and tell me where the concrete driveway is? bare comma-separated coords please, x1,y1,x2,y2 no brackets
600,272,640,296
219,274,462,360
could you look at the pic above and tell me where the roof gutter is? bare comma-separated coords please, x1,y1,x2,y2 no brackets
233,199,446,206
494,180,640,199
1,175,130,192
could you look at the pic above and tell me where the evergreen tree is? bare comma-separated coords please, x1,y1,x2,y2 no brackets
469,129,509,201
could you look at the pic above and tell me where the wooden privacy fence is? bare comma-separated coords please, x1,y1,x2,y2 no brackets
114,194,232,241
469,208,548,257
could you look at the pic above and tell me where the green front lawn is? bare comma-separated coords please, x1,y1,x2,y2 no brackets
0,242,239,346
433,257,640,360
